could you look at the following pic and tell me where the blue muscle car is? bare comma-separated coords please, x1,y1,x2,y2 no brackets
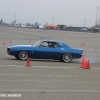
7,40,83,63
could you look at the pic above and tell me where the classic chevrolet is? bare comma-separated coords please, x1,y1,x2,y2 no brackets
7,40,83,63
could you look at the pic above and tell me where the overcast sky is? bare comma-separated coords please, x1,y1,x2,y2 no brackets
0,0,100,27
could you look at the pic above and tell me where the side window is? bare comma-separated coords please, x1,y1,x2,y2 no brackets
40,42,48,47
54,43,61,48
40,42,61,48
48,42,54,48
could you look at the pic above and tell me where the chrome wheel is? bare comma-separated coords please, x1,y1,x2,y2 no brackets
18,51,28,60
62,53,72,63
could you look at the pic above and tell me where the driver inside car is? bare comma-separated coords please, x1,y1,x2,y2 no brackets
48,42,55,47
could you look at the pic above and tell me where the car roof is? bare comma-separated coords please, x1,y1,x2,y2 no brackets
40,40,62,43
39,40,70,47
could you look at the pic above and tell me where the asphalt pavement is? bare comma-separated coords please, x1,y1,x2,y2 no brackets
0,26,100,100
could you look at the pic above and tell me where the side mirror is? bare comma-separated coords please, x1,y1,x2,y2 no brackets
38,45,42,48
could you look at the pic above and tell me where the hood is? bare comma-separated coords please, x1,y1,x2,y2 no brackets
8,45,36,51
9,45,32,48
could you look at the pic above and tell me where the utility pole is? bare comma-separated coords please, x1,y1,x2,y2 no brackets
84,19,86,27
53,17,54,25
14,14,16,22
99,11,100,25
96,6,99,25
14,13,16,26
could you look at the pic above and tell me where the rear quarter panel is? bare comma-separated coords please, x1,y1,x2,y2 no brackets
56,47,83,59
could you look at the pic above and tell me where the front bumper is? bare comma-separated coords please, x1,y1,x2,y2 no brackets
7,48,11,55
7,48,13,55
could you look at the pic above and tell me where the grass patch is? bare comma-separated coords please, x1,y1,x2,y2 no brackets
5,91,12,93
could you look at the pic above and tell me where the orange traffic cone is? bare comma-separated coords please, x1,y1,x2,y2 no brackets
87,60,90,69
9,40,12,43
3,41,6,45
29,40,30,43
95,46,98,50
26,57,31,67
83,60,88,68
80,43,84,46
80,55,85,68
84,60,90,69
80,43,83,46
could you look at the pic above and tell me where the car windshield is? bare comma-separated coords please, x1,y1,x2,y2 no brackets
33,41,42,46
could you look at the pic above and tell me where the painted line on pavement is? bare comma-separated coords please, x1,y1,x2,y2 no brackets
1,89,100,93
0,65,100,69
0,74,74,76
0,80,93,83
0,65,78,68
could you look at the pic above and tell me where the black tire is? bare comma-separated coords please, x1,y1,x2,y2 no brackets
17,51,29,60
62,53,72,63
59,58,64,62
15,55,19,59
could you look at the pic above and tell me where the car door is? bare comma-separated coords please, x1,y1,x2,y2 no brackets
35,46,56,59
54,42,63,59
35,42,56,59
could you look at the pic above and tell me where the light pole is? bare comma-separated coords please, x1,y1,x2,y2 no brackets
99,11,100,25
53,17,54,25
96,6,99,25
14,13,16,26
84,19,86,27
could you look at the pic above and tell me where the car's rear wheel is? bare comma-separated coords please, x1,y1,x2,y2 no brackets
17,51,28,60
62,53,72,63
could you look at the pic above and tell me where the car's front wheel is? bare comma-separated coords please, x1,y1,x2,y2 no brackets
62,53,72,63
17,51,29,60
